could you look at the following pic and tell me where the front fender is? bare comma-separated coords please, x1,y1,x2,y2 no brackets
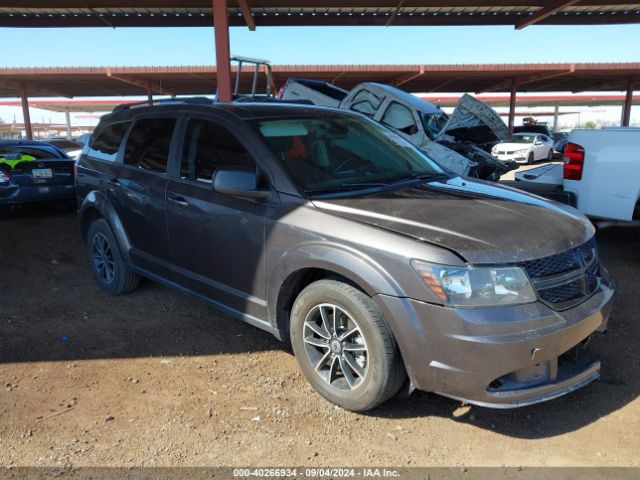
266,241,406,330
80,191,132,264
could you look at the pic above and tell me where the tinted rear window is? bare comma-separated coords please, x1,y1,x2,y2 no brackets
0,146,62,160
87,121,130,162
124,117,176,173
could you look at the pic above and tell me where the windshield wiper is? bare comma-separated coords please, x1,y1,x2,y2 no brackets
304,182,388,194
385,171,449,185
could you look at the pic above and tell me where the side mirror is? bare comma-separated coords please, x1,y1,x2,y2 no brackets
212,167,270,200
534,141,543,145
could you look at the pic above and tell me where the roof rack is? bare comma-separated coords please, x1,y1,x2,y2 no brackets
113,96,215,112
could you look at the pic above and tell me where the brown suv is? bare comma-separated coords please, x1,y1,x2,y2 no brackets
76,99,614,412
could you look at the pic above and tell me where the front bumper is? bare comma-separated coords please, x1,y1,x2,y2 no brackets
494,154,528,163
374,267,615,408
0,183,75,205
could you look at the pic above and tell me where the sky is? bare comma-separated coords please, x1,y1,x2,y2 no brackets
1,23,639,128
2,24,640,67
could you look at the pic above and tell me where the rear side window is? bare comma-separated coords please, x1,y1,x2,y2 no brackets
87,121,130,162
180,119,255,183
381,102,418,135
348,89,382,116
124,118,176,173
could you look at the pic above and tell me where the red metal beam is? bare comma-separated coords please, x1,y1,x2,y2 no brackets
515,0,581,30
392,65,425,87
508,79,518,133
106,70,175,96
238,0,256,30
622,79,635,127
385,0,407,27
20,84,33,140
213,0,232,102
478,66,575,93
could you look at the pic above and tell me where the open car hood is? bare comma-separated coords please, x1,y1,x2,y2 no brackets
435,94,510,144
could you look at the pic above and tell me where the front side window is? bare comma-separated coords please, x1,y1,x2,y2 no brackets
251,114,442,194
124,118,176,173
420,112,449,140
87,121,130,162
381,102,418,136
180,119,255,183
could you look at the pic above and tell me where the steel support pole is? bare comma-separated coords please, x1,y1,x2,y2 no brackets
508,79,517,134
622,79,634,127
553,104,559,132
20,84,33,140
65,110,72,140
147,81,153,104
213,0,232,102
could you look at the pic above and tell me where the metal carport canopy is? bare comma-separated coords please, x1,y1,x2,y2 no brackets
1,63,639,98
2,1,640,28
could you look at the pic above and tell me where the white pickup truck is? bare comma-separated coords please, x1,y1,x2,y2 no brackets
515,128,640,225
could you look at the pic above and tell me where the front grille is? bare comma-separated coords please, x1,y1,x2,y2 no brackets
521,238,600,310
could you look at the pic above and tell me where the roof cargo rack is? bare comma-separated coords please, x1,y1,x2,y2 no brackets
113,97,214,112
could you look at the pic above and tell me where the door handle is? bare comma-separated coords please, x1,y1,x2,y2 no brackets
168,196,189,208
108,177,120,185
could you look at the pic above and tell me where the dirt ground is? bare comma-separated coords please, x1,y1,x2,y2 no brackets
0,203,638,468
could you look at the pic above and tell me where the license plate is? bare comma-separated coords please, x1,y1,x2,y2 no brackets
32,168,53,179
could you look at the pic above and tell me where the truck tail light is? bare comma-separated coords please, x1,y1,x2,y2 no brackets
563,142,585,181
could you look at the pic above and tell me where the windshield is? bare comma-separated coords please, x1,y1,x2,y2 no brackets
420,112,449,140
251,115,443,194
508,134,536,144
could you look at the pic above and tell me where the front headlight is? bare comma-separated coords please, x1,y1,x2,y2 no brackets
411,260,536,307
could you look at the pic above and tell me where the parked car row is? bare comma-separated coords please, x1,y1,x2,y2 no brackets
72,98,614,412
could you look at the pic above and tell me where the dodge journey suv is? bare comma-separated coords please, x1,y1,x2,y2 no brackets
76,99,614,412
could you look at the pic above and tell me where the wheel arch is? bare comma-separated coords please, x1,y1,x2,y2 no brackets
267,243,405,342
79,191,132,264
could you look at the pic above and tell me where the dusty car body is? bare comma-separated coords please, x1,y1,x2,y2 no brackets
280,80,517,181
76,100,614,412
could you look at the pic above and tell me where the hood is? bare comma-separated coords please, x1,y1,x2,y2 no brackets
312,177,593,264
435,94,510,144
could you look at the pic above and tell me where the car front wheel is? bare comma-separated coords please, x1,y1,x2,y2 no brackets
290,279,406,411
87,219,140,295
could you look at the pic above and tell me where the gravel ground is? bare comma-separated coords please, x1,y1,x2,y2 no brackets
0,204,638,468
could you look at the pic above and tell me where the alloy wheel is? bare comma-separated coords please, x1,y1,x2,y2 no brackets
302,303,369,390
91,232,115,284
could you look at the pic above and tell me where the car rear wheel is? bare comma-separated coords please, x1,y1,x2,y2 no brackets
290,279,406,412
87,219,139,295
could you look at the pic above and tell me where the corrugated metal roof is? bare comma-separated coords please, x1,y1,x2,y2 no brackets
1,2,640,28
0,63,637,98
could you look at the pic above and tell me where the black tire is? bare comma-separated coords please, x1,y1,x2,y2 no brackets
86,218,139,295
527,152,535,164
547,149,554,161
290,279,406,412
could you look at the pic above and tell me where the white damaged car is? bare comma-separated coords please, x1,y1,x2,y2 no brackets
492,132,555,164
